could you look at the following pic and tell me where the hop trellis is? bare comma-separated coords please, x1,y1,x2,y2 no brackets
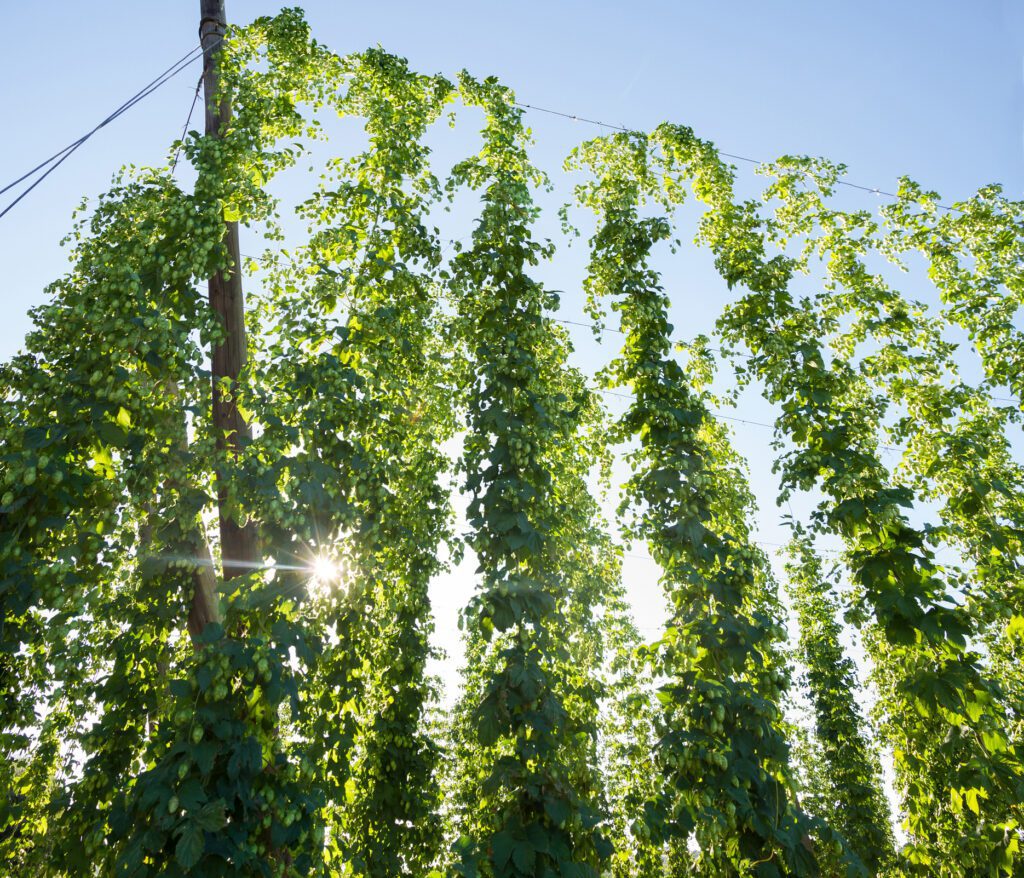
1,10,1022,878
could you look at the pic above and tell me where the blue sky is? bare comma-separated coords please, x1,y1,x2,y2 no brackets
4,1,1022,368
3,2,1022,350
1,2,1022,700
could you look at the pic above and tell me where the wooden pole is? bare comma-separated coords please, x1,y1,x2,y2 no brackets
198,0,260,619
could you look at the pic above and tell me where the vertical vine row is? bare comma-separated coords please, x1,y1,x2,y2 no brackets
784,534,894,875
445,74,613,878
568,132,844,877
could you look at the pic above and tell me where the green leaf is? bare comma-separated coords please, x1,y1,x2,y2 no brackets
194,741,218,776
175,822,205,870
168,679,191,699
492,831,515,870
543,797,570,826
512,842,535,873
178,778,205,811
197,622,224,645
195,800,226,831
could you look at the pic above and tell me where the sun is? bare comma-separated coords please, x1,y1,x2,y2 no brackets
311,555,340,586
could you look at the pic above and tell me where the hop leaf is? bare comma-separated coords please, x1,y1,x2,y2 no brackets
175,822,205,870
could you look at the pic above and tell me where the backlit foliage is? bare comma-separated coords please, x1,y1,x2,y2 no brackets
1,9,1022,877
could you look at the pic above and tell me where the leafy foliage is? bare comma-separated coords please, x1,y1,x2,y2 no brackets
444,73,613,878
785,534,894,875
568,131,852,878
2,8,1023,878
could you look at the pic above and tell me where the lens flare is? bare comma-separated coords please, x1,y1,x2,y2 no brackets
311,555,340,585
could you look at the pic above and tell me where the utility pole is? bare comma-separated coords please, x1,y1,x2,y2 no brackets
194,0,260,632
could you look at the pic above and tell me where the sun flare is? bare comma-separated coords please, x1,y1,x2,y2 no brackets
311,555,340,585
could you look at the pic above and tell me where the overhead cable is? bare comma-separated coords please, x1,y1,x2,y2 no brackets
0,41,218,220
514,100,961,212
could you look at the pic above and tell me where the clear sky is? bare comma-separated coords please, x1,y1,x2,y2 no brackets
1,2,1022,703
